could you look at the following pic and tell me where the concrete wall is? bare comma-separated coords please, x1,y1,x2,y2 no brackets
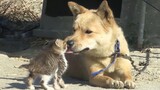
121,0,160,48
33,0,122,39
144,0,160,47
33,0,72,39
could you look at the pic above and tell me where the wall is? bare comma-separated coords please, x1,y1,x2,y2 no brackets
121,0,160,48
33,0,122,39
34,0,160,48
144,0,160,47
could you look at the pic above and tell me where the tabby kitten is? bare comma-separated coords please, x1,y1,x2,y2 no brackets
21,39,68,90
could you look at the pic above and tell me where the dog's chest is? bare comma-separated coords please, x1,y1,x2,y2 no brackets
99,58,115,73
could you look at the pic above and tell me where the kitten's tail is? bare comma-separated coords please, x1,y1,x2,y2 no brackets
19,64,29,69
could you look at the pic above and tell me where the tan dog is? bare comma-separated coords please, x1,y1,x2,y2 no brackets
65,0,135,89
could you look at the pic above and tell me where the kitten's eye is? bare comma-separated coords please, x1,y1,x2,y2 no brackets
85,30,93,34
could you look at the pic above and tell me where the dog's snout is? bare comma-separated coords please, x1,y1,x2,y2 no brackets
67,40,74,47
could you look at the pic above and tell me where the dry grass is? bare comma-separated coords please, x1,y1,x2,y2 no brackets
0,0,42,32
0,0,41,21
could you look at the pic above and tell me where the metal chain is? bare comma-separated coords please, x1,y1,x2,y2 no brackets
128,48,151,76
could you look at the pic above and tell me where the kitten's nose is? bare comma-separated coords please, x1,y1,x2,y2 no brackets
67,40,74,47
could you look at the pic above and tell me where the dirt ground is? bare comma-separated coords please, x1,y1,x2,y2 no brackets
0,45,160,90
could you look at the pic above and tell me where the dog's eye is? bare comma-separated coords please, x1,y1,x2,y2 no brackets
73,29,76,32
85,30,93,34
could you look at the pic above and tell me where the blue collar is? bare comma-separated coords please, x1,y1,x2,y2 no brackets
91,40,120,77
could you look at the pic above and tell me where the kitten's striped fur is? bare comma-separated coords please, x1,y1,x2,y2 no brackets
21,39,68,90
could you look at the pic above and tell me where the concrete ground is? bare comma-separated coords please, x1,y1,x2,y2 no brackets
0,46,160,90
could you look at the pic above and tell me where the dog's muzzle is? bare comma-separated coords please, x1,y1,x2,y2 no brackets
66,40,74,48
66,40,74,53
66,40,90,54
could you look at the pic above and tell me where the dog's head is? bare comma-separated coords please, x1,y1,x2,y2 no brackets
65,0,119,55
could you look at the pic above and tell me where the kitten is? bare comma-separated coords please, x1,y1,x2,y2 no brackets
21,39,68,90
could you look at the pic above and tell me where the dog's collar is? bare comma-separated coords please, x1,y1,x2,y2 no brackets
91,40,120,77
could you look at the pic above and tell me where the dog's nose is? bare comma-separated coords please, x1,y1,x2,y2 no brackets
67,40,74,47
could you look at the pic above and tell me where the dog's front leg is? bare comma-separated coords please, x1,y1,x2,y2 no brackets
89,74,124,89
88,67,124,89
122,69,136,89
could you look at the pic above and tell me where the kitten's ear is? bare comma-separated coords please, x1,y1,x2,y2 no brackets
43,40,53,49
55,39,61,47
68,1,88,16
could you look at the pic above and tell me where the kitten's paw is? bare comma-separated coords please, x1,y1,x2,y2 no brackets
54,85,61,90
106,79,124,89
124,80,136,89
61,84,68,88
27,85,35,90
64,84,68,88
45,87,54,90
49,87,55,90
59,83,67,88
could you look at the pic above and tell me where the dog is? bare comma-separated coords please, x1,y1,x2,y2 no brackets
65,0,135,89
21,39,68,90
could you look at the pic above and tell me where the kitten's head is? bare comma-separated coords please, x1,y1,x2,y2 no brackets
45,39,67,54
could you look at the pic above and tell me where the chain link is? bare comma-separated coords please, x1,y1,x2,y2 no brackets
129,48,151,76
115,48,151,76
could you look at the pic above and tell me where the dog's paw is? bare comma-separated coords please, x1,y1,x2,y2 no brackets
106,79,124,89
124,80,136,89
113,80,124,89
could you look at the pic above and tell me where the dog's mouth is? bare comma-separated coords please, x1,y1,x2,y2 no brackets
66,47,90,54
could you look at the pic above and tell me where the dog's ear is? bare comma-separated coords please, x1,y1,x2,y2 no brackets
96,0,114,20
68,1,88,16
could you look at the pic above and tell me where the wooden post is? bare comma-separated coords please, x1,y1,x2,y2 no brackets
137,1,146,49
